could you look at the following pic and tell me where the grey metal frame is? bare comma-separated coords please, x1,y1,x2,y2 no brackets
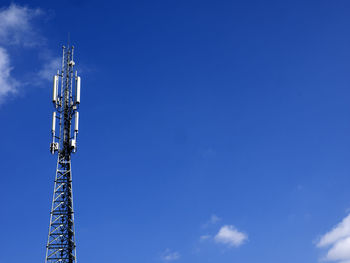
46,46,80,263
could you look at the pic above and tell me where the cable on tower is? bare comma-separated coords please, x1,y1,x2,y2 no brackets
46,45,81,263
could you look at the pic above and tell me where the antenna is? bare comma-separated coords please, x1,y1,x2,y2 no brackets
67,32,70,48
46,45,81,263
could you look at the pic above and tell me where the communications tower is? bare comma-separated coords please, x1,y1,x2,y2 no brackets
45,45,81,263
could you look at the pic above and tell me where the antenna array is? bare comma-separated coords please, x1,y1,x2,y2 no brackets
45,45,81,263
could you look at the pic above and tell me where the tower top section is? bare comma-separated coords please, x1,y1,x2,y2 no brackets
50,46,81,155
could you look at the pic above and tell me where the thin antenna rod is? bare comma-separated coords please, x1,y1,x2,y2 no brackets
67,32,70,48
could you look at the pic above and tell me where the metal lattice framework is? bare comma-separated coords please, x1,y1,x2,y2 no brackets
46,45,81,263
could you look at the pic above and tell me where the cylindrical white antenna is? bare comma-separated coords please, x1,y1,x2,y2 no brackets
76,76,81,104
52,112,56,133
53,75,58,103
74,111,79,132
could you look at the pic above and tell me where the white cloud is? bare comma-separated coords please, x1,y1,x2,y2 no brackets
326,237,350,262
317,214,350,263
214,225,248,248
38,57,61,81
0,4,42,104
318,214,350,248
0,4,42,46
210,214,221,224
202,214,221,228
0,47,18,103
160,249,180,262
0,4,56,104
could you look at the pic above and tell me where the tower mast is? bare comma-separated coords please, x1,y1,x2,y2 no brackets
46,45,81,263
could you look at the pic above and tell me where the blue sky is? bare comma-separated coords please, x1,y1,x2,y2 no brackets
1,0,350,262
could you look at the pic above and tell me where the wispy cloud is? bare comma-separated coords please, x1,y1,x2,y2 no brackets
0,47,18,103
199,234,211,241
0,4,43,47
202,214,221,228
38,57,61,81
160,249,180,262
214,225,248,248
199,216,248,249
0,4,42,103
0,4,58,104
209,214,221,224
317,214,350,263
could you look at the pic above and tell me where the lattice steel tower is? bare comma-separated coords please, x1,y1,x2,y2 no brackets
46,45,81,263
